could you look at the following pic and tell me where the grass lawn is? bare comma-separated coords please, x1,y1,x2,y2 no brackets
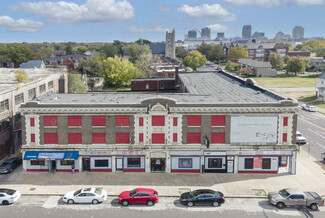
253,75,318,88
102,86,131,91
280,91,325,110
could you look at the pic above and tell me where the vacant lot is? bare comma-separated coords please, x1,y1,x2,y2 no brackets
253,76,318,88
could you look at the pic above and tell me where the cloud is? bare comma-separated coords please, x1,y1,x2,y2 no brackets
224,0,325,7
178,4,236,22
127,25,169,34
285,0,325,6
8,0,134,24
206,24,236,33
0,16,43,32
157,5,171,12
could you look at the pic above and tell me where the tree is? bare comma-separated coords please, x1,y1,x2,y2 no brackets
68,73,87,93
207,45,226,63
102,56,145,87
125,43,151,64
197,43,213,57
183,50,207,71
225,61,240,73
0,44,36,66
227,47,249,59
135,52,154,77
37,47,54,60
176,46,187,59
77,47,88,54
102,44,119,58
286,56,306,76
64,42,74,55
15,70,29,83
78,52,106,77
113,40,124,56
135,39,152,44
269,52,284,70
316,48,325,58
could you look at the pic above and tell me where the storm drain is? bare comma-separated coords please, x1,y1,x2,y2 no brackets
178,188,191,195
29,188,36,191
252,189,267,196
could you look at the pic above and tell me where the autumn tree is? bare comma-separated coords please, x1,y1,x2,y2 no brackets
183,50,207,71
269,52,284,70
15,70,29,83
286,56,306,76
227,47,249,59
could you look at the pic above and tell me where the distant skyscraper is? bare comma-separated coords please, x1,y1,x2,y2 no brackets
292,26,304,40
217,32,225,39
165,29,175,59
188,30,197,39
242,25,252,39
201,27,211,39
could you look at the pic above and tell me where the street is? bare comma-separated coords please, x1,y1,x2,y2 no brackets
1,196,325,218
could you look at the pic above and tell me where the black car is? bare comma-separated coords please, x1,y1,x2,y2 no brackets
0,157,22,174
179,189,225,207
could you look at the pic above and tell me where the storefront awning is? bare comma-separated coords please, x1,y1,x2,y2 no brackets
24,151,79,160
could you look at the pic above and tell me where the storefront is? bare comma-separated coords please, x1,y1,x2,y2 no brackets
81,151,112,172
203,151,230,173
23,151,79,172
170,151,202,173
150,152,167,172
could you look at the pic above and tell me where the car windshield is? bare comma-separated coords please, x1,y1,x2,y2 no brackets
297,133,302,137
95,188,102,195
190,190,199,198
0,189,16,195
129,189,137,197
0,163,9,167
73,189,82,196
278,189,290,198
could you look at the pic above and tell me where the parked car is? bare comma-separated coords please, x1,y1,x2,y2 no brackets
0,157,22,174
321,153,325,163
63,187,107,204
119,188,159,206
296,131,307,145
179,189,225,207
268,188,324,211
303,105,317,112
0,188,21,205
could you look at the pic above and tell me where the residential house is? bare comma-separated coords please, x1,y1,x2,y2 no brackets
238,59,277,77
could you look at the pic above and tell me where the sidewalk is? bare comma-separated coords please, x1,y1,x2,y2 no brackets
0,149,324,198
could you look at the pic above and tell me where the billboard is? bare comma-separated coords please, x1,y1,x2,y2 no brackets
230,115,278,145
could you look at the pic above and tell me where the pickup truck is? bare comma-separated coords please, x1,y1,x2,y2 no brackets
268,188,324,211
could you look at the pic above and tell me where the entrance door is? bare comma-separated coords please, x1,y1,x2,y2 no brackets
116,158,123,171
151,158,165,172
82,158,90,171
50,160,56,172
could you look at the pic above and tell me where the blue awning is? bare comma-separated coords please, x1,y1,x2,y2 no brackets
24,151,79,160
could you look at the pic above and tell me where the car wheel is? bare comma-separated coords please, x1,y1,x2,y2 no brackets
9,169,13,173
67,199,74,204
212,201,220,207
92,199,99,204
2,200,9,205
122,200,129,206
187,201,194,207
310,203,318,211
276,202,285,209
146,200,154,206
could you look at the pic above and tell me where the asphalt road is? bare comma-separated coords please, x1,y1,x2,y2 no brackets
1,196,324,218
298,109,325,161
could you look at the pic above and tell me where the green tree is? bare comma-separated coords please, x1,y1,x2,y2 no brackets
0,44,36,66
113,40,124,56
225,61,240,73
68,73,87,93
135,52,154,77
183,50,207,71
102,56,145,87
197,43,213,57
286,56,306,76
316,48,325,58
102,44,119,58
77,47,88,54
176,46,187,59
135,39,152,44
227,47,249,59
78,52,106,77
269,52,284,70
125,43,152,64
15,70,29,83
64,42,74,55
207,45,226,63
284,55,290,64
37,47,54,60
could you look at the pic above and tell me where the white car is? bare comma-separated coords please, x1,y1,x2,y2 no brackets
63,187,107,204
0,188,21,205
303,105,317,112
296,131,307,145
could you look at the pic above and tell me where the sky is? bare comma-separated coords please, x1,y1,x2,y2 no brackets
0,0,324,43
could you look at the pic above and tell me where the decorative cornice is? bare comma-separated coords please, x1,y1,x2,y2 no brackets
20,107,147,114
170,107,298,113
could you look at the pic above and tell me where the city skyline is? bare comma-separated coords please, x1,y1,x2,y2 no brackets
0,0,324,42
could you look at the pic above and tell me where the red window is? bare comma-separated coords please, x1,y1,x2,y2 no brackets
173,133,177,142
152,116,165,126
212,115,225,126
283,117,288,126
187,115,201,126
44,116,57,126
116,133,130,144
283,133,288,142
139,133,144,142
31,134,35,143
92,116,106,127
211,133,225,144
68,133,82,144
173,117,178,126
92,133,106,144
152,133,165,144
116,116,129,127
139,117,144,126
187,133,201,144
68,116,82,127
44,133,58,144
30,118,35,127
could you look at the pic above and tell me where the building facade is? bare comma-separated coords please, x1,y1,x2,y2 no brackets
165,30,176,59
201,27,211,40
242,25,252,40
292,26,304,40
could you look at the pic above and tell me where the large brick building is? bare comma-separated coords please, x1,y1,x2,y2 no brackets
20,71,298,174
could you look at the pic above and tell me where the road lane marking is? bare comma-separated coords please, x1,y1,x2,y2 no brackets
317,143,325,149
307,128,325,139
299,117,325,132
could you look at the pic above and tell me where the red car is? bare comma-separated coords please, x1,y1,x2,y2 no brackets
119,188,159,206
